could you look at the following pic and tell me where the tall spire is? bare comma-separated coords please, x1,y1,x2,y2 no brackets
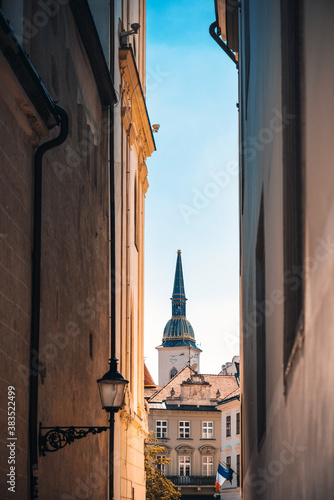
171,250,187,317
161,250,197,348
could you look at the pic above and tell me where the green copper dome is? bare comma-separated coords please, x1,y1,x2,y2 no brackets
162,250,196,348
163,316,196,345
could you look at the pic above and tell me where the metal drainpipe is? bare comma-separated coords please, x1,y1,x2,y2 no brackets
29,104,69,499
209,21,238,67
109,103,116,500
109,4,116,499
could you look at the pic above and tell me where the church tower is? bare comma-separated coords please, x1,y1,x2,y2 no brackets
156,250,201,387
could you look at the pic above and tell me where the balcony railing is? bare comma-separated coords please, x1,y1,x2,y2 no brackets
167,476,215,486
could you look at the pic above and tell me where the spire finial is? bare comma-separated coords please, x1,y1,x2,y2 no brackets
171,250,186,317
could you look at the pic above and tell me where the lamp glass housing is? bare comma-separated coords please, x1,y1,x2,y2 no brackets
97,358,128,412
98,378,127,412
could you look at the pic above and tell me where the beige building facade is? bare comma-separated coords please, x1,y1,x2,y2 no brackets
0,1,154,499
113,1,155,498
148,366,239,499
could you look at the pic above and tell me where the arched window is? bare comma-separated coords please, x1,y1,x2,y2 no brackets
134,176,139,251
170,367,177,379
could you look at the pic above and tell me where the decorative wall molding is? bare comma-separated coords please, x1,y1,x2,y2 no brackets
119,47,155,193
119,408,148,439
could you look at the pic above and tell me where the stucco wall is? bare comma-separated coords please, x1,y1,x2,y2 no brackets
0,0,152,498
0,96,33,499
26,5,110,499
240,0,334,499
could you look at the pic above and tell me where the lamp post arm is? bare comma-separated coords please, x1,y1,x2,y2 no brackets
39,423,108,456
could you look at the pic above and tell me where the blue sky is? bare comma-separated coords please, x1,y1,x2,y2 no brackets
144,0,239,382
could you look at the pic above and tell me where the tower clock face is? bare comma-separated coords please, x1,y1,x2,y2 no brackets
170,355,177,364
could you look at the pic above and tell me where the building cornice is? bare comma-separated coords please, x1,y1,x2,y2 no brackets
119,46,156,192
156,344,202,352
150,406,221,413
216,395,240,409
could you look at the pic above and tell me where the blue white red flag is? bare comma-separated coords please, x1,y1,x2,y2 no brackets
215,463,231,492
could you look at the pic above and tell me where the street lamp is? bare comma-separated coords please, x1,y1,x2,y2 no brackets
97,357,128,500
97,357,128,412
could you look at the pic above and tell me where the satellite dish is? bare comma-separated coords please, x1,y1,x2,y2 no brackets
191,363,198,370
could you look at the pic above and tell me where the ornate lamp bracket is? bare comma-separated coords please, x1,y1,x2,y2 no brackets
39,422,108,456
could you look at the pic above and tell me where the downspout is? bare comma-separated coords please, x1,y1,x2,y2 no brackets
209,21,238,68
109,77,116,500
29,104,69,499
109,3,116,499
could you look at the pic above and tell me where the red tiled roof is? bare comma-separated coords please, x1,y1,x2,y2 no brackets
218,387,240,403
148,365,238,403
144,363,157,387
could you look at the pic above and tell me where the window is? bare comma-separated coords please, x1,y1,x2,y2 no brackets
170,367,177,379
179,456,191,476
156,421,167,439
281,0,304,375
134,176,139,251
256,196,266,446
89,332,93,360
237,454,240,487
202,456,213,476
226,456,231,469
202,421,213,439
236,412,240,435
226,416,231,437
157,455,167,475
179,421,190,438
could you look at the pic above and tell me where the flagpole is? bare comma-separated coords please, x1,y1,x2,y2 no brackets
218,461,239,478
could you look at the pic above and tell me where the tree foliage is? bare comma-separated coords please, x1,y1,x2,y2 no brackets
145,435,181,500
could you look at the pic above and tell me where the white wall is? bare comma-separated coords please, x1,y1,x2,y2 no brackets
218,400,240,498
157,345,201,386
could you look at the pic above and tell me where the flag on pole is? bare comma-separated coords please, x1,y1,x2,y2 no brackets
215,463,231,492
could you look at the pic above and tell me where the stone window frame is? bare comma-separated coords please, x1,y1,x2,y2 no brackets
179,420,190,439
178,455,191,476
226,415,231,437
202,421,214,439
202,455,214,476
236,412,240,435
156,420,168,439
156,455,168,475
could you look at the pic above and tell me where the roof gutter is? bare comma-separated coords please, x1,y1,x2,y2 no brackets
209,20,238,68
216,394,240,407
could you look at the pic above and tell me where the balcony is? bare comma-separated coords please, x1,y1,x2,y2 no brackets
167,476,215,486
